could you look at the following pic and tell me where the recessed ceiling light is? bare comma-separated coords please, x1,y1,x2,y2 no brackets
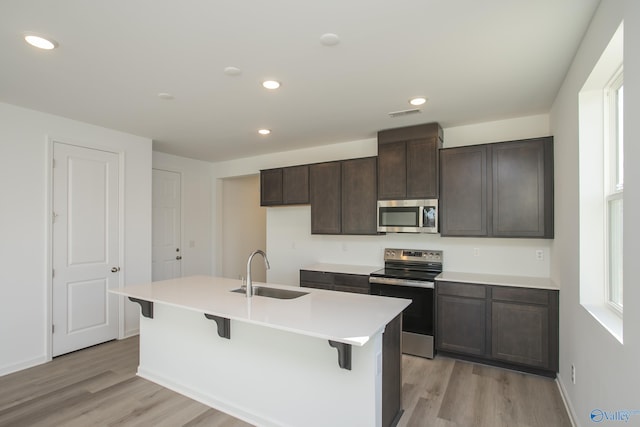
157,92,174,100
409,97,427,106
24,34,58,50
258,129,271,135
262,80,281,90
320,33,340,46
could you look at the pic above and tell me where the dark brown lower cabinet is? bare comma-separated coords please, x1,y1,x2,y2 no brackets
382,314,402,427
300,270,370,294
436,294,487,356
436,280,559,376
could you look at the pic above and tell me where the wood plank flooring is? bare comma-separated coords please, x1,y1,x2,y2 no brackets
0,337,571,427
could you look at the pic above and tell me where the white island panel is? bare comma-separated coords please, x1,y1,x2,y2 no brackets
138,302,382,427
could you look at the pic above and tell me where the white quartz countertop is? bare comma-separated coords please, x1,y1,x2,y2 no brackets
301,263,382,275
436,271,559,290
112,275,409,347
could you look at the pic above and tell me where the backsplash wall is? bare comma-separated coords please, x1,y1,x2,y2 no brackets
266,205,552,286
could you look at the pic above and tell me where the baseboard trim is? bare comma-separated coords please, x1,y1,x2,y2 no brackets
556,375,580,427
123,328,139,339
0,355,47,377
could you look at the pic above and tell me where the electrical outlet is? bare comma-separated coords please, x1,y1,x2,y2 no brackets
571,364,576,384
473,248,480,257
536,249,544,260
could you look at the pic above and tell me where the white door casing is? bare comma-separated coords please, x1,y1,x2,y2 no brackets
52,142,119,357
152,169,182,281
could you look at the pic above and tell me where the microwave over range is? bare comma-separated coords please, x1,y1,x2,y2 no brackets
377,199,438,233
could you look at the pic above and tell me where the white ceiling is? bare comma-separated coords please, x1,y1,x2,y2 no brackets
1,0,600,162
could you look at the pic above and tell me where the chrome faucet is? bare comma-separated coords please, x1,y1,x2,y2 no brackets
246,249,270,297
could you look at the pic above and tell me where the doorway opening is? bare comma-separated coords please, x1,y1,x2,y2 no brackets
221,175,267,282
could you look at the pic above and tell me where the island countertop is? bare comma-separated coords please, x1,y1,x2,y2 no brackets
112,275,410,347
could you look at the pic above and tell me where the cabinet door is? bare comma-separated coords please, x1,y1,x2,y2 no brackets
436,294,487,356
440,145,489,236
407,137,439,199
282,165,309,205
491,301,549,369
492,137,553,238
300,270,334,290
342,157,378,235
310,162,342,234
260,168,283,206
377,142,406,200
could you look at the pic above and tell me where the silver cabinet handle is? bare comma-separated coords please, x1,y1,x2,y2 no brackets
111,267,121,273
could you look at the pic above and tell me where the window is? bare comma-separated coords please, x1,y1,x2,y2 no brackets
605,69,623,313
578,22,623,342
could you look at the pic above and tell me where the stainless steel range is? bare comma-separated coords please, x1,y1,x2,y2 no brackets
369,248,442,359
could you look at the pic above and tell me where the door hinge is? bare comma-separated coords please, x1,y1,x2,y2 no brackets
52,269,55,278
52,324,55,334
52,159,56,168
52,212,58,223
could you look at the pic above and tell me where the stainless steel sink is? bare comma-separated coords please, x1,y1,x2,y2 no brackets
231,286,309,299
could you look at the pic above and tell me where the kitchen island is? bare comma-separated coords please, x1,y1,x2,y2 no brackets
111,276,410,427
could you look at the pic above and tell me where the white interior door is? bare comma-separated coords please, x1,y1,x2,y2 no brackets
52,142,119,357
152,169,182,281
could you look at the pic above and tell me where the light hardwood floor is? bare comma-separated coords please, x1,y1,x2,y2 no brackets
0,337,571,427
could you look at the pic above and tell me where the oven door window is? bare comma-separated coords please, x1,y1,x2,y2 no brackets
371,284,433,336
379,207,420,227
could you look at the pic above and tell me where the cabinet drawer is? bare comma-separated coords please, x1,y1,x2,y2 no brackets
491,286,549,305
437,282,486,299
300,270,333,285
334,273,369,289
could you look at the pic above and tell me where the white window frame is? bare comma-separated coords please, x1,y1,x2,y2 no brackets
578,21,623,343
604,68,623,315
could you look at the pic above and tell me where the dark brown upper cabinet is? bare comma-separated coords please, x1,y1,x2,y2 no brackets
310,161,342,234
491,138,554,238
310,157,378,235
377,122,443,200
260,165,309,206
439,145,489,236
342,157,378,235
440,136,554,238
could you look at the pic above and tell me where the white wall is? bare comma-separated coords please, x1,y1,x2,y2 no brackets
153,152,213,277
221,175,267,282
210,114,553,286
0,102,152,376
550,1,640,425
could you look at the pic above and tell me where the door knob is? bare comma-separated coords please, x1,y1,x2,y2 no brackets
111,267,121,273
176,256,182,260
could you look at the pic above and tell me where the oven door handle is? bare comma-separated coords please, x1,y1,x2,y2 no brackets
369,276,434,289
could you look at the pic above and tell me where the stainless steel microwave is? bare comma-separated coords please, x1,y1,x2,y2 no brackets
377,199,438,233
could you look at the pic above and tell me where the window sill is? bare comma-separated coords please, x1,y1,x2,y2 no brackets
582,303,623,344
